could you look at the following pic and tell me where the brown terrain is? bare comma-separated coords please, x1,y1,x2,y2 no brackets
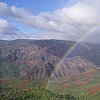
0,39,100,81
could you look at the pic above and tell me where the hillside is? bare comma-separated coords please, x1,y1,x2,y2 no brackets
0,39,100,99
0,39,100,80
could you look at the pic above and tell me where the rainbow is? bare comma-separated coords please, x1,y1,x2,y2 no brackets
46,24,100,88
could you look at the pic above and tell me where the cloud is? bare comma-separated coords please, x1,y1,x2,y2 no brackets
0,2,29,18
0,0,100,42
0,19,18,35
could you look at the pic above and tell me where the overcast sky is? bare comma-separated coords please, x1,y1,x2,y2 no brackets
0,0,100,43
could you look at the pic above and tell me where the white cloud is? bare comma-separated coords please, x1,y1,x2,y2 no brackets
0,0,100,42
0,19,18,35
63,3,98,23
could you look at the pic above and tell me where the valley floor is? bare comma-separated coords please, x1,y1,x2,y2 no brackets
0,75,100,100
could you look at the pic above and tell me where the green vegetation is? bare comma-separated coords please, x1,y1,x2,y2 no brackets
0,60,20,77
0,78,78,100
48,71,100,100
0,59,100,100
0,76,100,100
0,60,100,100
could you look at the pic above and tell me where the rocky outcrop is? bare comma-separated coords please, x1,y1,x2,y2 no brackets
0,40,99,80
52,56,97,79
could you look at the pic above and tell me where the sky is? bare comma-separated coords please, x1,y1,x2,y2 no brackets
0,0,100,43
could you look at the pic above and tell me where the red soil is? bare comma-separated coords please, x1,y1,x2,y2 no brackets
0,80,6,85
54,84,69,90
82,69,95,77
88,86,100,95
74,81,89,85
56,80,68,85
13,80,31,89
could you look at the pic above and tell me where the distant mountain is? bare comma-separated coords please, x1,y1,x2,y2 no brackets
0,39,100,80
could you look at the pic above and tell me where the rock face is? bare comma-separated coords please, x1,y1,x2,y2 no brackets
0,39,100,80
52,56,97,79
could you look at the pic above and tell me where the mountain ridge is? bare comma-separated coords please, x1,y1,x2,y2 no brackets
0,39,100,80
